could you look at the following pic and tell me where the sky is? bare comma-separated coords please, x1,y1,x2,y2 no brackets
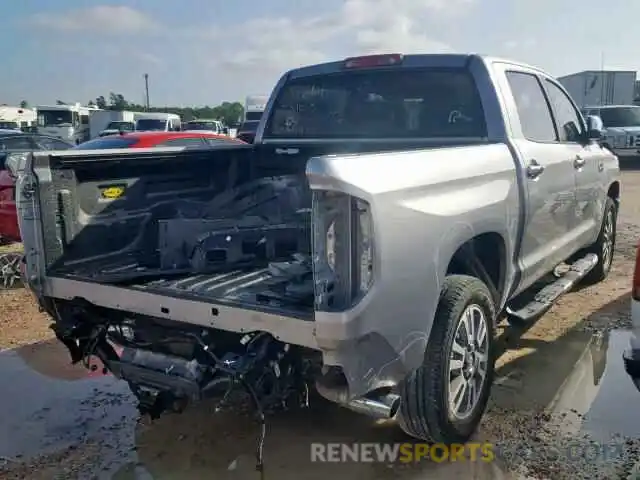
2,0,637,107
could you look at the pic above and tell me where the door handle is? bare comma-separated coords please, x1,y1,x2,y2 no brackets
526,160,545,179
598,162,604,172
574,155,586,169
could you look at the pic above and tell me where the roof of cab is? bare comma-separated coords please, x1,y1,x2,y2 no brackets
284,53,551,79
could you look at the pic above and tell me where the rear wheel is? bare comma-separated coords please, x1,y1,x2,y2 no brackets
397,275,496,443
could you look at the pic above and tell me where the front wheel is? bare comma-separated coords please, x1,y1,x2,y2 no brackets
581,197,617,285
397,275,496,443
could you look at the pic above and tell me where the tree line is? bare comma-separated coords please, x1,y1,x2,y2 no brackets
18,93,245,126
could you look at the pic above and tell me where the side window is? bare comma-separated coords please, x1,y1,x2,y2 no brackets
506,71,556,142
544,80,584,142
80,115,89,125
159,137,206,147
0,136,35,150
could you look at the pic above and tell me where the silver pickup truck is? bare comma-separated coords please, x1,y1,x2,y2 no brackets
15,54,619,455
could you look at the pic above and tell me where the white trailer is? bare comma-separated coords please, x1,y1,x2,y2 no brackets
558,70,636,108
0,106,36,130
35,103,102,144
89,110,143,138
244,95,269,122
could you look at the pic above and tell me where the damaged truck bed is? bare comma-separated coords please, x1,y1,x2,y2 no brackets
17,53,621,470
40,147,317,318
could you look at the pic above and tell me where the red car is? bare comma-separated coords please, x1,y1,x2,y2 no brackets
72,130,246,150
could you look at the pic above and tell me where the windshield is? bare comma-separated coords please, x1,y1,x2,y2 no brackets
105,121,134,131
73,137,138,149
240,121,259,132
136,118,167,131
184,121,216,131
0,122,19,130
37,109,74,127
266,68,486,139
245,111,263,121
599,107,640,128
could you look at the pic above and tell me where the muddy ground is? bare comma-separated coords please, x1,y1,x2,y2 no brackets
2,171,640,479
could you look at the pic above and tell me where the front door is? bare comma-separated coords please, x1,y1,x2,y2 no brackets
541,77,607,250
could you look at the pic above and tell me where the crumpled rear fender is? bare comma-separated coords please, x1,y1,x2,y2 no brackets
306,143,520,398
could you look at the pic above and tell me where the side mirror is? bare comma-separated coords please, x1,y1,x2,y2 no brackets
586,115,604,140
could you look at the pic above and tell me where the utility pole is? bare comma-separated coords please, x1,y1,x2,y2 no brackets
599,52,605,105
144,73,150,110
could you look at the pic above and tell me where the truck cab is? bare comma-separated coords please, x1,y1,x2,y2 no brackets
35,103,97,144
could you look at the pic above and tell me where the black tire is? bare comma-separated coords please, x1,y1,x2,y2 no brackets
580,197,617,285
397,274,496,443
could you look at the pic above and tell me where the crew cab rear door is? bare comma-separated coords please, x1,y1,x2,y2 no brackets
500,68,580,291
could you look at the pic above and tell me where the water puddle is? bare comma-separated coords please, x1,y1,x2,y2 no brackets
0,325,637,479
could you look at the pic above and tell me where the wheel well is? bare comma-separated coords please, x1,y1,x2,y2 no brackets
446,233,506,304
608,181,620,202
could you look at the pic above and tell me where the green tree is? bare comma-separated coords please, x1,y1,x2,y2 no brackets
108,93,128,111
19,100,28,108
91,92,245,125
95,96,107,109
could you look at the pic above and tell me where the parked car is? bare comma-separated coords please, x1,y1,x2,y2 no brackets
0,130,73,242
236,120,259,143
581,105,640,159
0,129,73,286
16,54,620,460
73,131,245,150
624,245,640,391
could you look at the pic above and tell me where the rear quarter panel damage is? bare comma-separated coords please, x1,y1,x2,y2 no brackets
306,143,520,397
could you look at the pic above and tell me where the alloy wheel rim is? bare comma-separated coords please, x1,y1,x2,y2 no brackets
447,304,489,420
602,210,614,270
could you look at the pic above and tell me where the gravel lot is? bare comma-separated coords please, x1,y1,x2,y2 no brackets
1,170,640,479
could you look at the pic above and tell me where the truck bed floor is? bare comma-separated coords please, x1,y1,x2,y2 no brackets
58,259,315,318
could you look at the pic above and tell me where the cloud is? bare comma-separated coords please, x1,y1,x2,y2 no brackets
28,1,477,103
200,0,475,75
28,6,158,34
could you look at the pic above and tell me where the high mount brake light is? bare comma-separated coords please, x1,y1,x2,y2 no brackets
343,54,403,69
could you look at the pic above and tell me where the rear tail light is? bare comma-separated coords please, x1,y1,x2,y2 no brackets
633,241,640,300
343,54,403,69
312,191,375,311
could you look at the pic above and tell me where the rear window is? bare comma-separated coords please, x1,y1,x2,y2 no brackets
73,137,138,150
265,68,487,139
